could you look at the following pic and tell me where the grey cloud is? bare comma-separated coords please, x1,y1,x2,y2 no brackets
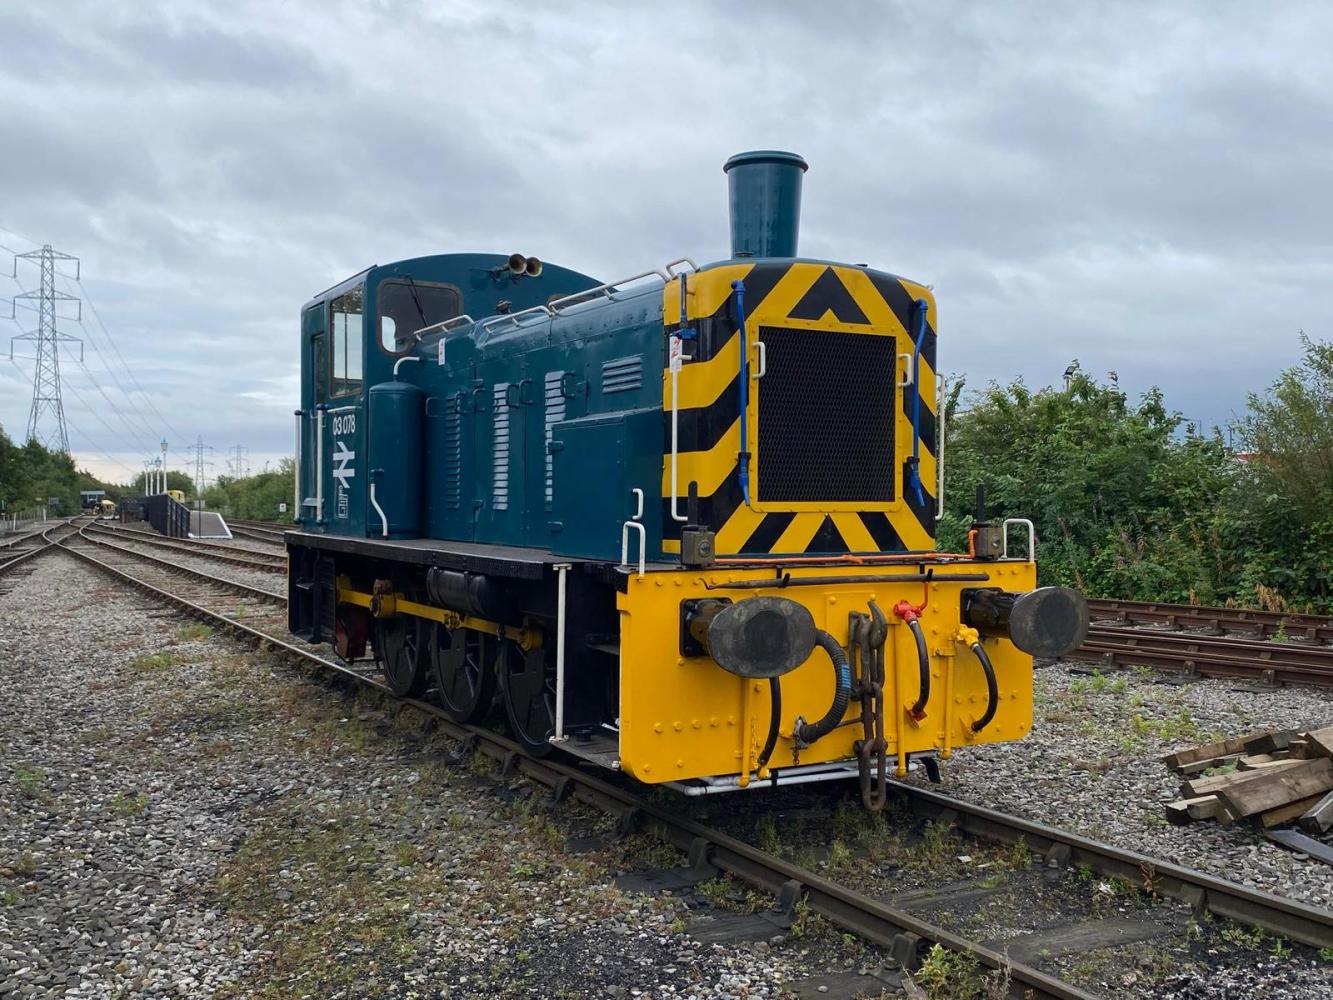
1,0,1329,481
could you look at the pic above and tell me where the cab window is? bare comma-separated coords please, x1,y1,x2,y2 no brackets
330,286,364,397
378,279,461,354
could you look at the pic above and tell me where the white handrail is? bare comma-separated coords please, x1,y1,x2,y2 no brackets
549,270,670,314
669,345,688,523
292,411,302,523
478,303,553,334
552,563,571,743
935,374,945,522
411,314,474,340
369,480,389,538
1002,518,1036,560
314,409,325,522
393,355,421,378
621,521,646,577
665,257,699,277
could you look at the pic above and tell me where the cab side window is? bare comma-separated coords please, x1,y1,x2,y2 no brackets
378,280,461,354
331,287,364,397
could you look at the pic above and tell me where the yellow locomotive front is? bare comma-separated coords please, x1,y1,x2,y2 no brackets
608,152,1088,802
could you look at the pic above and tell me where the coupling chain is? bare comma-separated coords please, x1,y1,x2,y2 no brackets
853,601,890,811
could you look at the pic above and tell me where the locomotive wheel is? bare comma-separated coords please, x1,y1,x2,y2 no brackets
372,616,428,699
429,624,497,724
500,639,556,757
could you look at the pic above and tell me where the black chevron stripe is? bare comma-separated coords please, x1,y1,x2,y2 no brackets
660,465,743,542
805,515,850,555
867,273,936,371
858,512,906,552
788,267,870,324
739,511,796,554
690,263,793,362
666,372,739,455
902,480,938,539
902,395,938,463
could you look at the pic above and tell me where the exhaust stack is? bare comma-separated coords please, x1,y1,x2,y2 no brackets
723,150,808,259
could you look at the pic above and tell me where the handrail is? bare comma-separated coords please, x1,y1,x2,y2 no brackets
411,314,475,340
1001,518,1035,560
935,374,945,522
478,303,554,335
292,411,302,523
548,269,670,314
665,257,699,277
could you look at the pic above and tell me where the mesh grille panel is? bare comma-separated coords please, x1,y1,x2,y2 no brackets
756,327,895,504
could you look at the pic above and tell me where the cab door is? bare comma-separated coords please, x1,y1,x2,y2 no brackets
319,286,366,536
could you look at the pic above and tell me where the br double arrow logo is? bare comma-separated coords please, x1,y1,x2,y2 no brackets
331,440,356,488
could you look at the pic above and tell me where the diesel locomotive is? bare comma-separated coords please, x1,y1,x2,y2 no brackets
286,151,1088,806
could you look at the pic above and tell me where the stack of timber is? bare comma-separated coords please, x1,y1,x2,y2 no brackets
1163,726,1333,833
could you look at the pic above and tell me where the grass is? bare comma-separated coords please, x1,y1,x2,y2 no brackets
110,792,148,817
175,622,213,642
755,813,781,854
212,805,419,998
13,765,44,800
1220,922,1265,949
913,943,985,999
127,652,176,674
13,851,37,876
0,889,19,906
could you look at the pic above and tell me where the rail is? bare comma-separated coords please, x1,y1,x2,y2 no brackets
43,525,1333,965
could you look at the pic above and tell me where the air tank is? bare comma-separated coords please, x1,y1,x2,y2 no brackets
368,379,423,537
723,150,808,258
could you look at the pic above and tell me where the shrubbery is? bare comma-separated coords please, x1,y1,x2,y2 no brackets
941,336,1332,612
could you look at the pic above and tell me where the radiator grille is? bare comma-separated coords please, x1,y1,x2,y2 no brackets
443,398,462,509
492,383,510,510
756,327,895,504
544,371,565,511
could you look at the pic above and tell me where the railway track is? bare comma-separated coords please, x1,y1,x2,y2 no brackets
1080,598,1333,688
86,521,287,572
19,521,1328,997
0,519,82,577
1088,597,1333,643
223,518,288,545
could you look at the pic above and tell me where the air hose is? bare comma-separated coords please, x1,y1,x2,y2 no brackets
794,630,852,747
906,618,930,720
756,677,781,772
970,640,999,733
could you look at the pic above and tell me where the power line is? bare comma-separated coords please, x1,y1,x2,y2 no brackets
67,273,188,443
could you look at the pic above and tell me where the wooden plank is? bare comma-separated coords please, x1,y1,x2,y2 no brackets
1166,796,1222,825
1238,753,1279,769
1163,732,1269,771
1298,790,1333,834
1255,794,1326,829
1182,759,1306,797
1243,730,1296,755
1288,737,1312,759
1303,726,1333,759
1218,758,1333,819
1238,758,1301,772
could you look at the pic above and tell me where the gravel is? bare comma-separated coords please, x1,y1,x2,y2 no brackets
915,659,1333,909
93,527,282,593
0,555,866,999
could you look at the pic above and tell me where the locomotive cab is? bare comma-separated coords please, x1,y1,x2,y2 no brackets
285,152,1088,808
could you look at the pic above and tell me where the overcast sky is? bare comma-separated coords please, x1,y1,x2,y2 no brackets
1,1,1329,484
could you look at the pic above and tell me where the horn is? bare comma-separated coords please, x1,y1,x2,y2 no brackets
505,253,527,275
524,256,543,277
